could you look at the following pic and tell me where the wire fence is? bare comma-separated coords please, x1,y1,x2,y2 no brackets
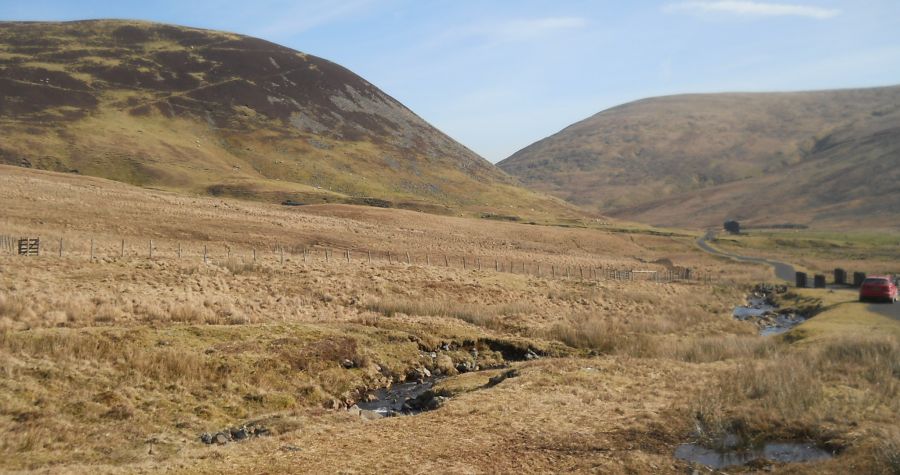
0,233,713,285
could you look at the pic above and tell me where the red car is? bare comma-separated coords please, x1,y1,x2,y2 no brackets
859,276,898,303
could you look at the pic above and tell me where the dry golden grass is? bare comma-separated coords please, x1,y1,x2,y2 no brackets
0,166,897,473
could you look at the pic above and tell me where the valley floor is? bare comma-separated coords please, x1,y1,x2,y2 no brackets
0,166,897,474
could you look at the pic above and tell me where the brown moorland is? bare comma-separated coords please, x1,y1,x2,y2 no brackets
0,166,898,473
498,86,900,229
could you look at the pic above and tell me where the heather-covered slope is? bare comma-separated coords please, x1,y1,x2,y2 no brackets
0,20,576,218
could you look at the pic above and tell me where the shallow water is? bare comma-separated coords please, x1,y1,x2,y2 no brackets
732,297,775,319
675,441,832,468
733,296,805,335
758,314,806,336
355,379,438,415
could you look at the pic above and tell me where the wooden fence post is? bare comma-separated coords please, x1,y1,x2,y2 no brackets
346,249,350,263
178,242,183,259
367,250,371,264
426,254,430,265
280,246,285,265
204,245,208,263
252,248,256,262
463,256,467,269
406,252,411,264
149,239,153,259
90,238,94,261
444,255,449,267
59,238,63,257
388,252,393,264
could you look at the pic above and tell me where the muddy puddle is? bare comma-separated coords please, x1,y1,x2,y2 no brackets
675,439,833,468
733,286,805,336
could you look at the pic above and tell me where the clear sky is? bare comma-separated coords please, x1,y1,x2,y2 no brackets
2,1,899,162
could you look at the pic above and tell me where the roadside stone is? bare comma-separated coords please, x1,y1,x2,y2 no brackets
214,432,229,445
199,433,213,444
341,359,355,369
347,405,361,417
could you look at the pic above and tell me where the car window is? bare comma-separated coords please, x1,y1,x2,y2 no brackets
863,278,889,285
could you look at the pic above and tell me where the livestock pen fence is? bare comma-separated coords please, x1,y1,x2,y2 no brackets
0,232,710,285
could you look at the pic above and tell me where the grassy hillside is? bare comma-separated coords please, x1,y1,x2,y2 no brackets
498,86,900,228
0,20,578,219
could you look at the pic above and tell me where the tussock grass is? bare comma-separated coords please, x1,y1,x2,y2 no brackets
690,334,900,463
874,427,900,475
222,258,262,275
365,297,530,330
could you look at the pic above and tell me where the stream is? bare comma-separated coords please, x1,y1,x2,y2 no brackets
354,378,443,416
733,285,806,335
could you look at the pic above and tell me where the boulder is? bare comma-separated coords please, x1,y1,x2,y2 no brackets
230,427,248,441
456,361,476,373
359,409,384,420
406,367,431,383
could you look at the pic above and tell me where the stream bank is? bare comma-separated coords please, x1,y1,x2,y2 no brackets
733,284,807,335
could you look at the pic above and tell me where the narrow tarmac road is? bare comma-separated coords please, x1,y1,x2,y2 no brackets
696,232,900,320
867,297,900,320
696,232,795,282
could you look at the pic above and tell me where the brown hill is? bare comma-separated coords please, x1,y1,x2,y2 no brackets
498,86,900,228
0,20,577,219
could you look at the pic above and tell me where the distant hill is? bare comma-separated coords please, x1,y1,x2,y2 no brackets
0,20,577,219
498,86,900,228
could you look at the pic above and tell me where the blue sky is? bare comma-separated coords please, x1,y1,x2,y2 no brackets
2,1,899,162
